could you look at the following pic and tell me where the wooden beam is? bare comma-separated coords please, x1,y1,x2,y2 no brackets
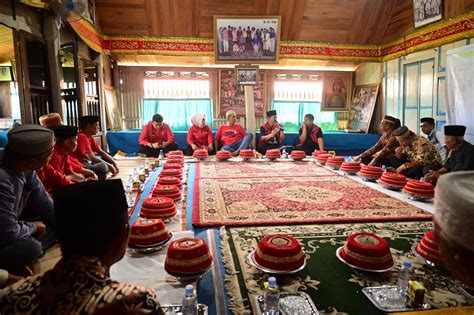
145,0,159,35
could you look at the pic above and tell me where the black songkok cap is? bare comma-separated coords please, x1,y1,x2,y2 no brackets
444,125,466,136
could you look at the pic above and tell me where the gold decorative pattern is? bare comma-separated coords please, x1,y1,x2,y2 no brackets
255,247,305,263
165,254,211,267
342,245,392,263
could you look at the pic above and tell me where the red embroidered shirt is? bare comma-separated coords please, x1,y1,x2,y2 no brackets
215,124,246,147
187,125,213,147
139,122,175,146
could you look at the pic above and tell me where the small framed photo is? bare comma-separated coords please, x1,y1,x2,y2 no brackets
321,72,353,112
413,0,443,28
214,16,281,64
235,66,259,85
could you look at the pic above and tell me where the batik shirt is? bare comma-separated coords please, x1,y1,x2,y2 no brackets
0,256,164,315
426,130,446,161
361,130,399,161
398,135,443,169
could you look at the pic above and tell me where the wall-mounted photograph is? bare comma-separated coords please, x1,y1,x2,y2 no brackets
347,84,380,133
321,72,352,111
235,66,259,85
214,16,280,64
413,0,443,28
219,69,265,117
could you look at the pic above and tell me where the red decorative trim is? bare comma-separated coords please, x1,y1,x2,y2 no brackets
65,12,473,61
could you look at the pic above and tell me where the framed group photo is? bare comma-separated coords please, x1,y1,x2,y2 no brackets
219,69,265,117
214,16,281,64
413,0,443,28
235,65,259,85
321,72,352,111
347,84,380,133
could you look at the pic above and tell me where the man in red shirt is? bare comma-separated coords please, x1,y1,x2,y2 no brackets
257,110,286,154
296,113,325,155
49,126,97,184
139,114,178,157
215,110,253,156
72,116,119,180
184,114,215,156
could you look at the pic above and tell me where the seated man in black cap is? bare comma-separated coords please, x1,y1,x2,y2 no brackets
0,125,56,277
257,110,286,155
420,117,446,160
388,126,443,178
295,114,324,155
353,116,401,166
72,115,119,180
0,180,163,314
425,125,474,184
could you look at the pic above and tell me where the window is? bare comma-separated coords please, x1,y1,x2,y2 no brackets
272,81,338,132
143,79,212,130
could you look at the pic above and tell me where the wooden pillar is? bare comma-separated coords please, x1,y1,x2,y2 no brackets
43,16,64,116
244,85,256,147
97,54,108,149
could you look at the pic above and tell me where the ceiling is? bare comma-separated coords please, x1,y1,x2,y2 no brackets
0,24,14,65
95,0,474,45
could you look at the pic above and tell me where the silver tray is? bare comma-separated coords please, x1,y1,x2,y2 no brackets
376,180,404,191
362,285,431,312
161,303,208,315
411,243,446,268
402,190,432,202
128,232,174,254
335,247,395,273
255,292,319,315
247,251,306,274
166,264,212,283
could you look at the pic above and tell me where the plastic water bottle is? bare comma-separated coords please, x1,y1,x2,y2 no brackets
125,184,133,207
159,149,164,160
282,148,287,159
398,259,412,297
382,165,387,172
264,277,279,314
182,284,198,315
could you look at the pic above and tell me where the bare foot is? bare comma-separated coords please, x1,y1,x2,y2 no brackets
231,150,240,157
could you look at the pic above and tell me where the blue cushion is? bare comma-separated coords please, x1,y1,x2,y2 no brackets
106,129,379,156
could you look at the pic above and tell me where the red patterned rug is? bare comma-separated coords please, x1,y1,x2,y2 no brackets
197,160,335,178
192,162,432,227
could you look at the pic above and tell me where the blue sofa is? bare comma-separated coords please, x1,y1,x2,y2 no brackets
106,129,379,156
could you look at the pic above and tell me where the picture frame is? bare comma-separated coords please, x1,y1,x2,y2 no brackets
219,69,265,117
413,0,443,28
347,84,380,133
235,65,259,85
103,86,123,130
214,16,281,64
321,72,353,112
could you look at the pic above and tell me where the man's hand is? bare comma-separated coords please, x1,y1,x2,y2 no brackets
425,170,440,182
152,143,159,149
395,146,404,158
108,164,118,176
352,155,362,162
301,123,306,130
385,166,396,173
6,274,24,287
32,222,46,240
208,143,213,151
191,143,198,150
396,165,406,173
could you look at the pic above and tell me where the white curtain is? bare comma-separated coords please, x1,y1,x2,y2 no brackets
446,44,474,143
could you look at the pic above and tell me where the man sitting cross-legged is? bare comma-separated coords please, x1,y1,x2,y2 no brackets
215,110,253,156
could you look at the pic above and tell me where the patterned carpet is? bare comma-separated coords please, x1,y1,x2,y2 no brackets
221,221,471,315
197,160,335,178
193,161,431,226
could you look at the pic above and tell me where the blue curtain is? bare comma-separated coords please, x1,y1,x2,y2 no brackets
272,101,338,132
143,99,213,131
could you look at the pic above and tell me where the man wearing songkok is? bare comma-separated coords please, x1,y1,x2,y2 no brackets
434,171,474,288
72,115,119,180
425,125,474,184
38,112,62,127
49,126,97,183
257,110,286,155
139,114,179,157
215,110,253,156
420,117,446,160
0,180,164,314
354,115,401,166
388,126,443,178
295,114,324,155
184,114,215,156
0,125,56,276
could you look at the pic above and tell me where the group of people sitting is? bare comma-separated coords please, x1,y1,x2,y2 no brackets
138,109,325,158
0,110,473,314
353,115,473,183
